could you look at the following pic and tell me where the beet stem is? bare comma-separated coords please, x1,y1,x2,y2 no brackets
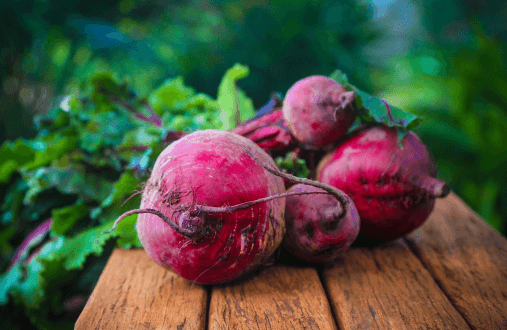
382,99,395,123
105,192,331,237
244,149,349,218
104,208,197,237
199,191,332,214
333,91,356,122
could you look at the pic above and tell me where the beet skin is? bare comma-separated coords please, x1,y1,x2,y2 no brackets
283,184,360,263
136,130,286,284
317,125,450,242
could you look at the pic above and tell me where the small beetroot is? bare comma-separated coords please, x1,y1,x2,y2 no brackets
282,75,356,147
282,184,360,263
244,150,357,263
317,125,450,242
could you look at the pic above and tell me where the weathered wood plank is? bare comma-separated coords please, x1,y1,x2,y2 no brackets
405,192,507,330
75,248,207,330
208,265,337,330
321,240,470,329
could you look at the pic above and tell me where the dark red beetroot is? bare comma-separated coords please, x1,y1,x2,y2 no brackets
283,184,360,263
243,150,355,263
282,75,356,147
317,125,450,242
109,130,287,284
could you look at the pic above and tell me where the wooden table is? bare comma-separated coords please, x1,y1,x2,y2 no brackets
75,193,507,329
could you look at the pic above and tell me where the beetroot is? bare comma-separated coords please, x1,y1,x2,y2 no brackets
282,184,360,263
109,130,287,284
317,125,450,242
282,75,357,147
244,150,356,263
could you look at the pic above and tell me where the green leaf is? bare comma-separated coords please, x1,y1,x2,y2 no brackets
217,63,254,130
23,135,79,172
113,213,142,250
34,107,70,132
118,126,161,159
149,76,195,114
89,73,128,112
101,171,142,209
50,216,139,270
275,151,310,179
10,238,65,308
0,262,23,305
23,165,114,204
330,70,423,135
0,139,36,183
355,89,423,131
0,227,16,256
1,178,28,225
51,201,89,236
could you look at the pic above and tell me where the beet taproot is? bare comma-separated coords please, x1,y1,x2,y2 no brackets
317,125,450,242
243,150,355,263
282,75,356,147
282,184,360,263
108,130,287,284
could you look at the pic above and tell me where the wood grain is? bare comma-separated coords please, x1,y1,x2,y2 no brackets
321,240,471,330
75,249,208,330
405,192,507,330
208,265,337,330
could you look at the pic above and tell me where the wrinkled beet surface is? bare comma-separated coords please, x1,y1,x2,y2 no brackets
136,130,286,284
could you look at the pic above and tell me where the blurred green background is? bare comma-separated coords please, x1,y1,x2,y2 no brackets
2,1,507,230
2,0,506,232
1,0,506,328
1,1,506,255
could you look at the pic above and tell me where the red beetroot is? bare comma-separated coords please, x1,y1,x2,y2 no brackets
317,125,450,242
283,184,360,263
282,75,357,147
109,130,287,284
243,150,355,263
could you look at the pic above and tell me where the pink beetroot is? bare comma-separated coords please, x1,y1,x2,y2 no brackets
282,75,357,147
243,150,356,263
282,184,360,263
317,125,450,242
108,130,287,284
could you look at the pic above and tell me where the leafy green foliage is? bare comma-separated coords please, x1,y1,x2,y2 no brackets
274,151,310,179
330,70,422,143
51,201,89,236
217,63,255,130
0,64,251,329
0,140,36,184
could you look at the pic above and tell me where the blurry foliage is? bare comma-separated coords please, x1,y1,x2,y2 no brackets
0,67,241,329
369,2,507,233
1,0,507,328
0,0,379,141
